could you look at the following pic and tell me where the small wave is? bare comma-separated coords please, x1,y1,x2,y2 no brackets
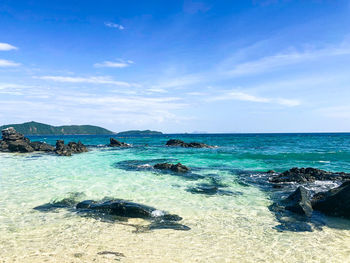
318,161,330,163
151,210,165,217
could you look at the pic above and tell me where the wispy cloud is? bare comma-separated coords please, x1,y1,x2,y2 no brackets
0,43,18,51
94,59,133,68
0,59,21,67
34,75,136,87
104,22,124,30
208,90,300,107
226,45,350,76
0,84,188,127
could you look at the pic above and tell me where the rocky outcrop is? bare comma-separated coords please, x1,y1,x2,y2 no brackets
283,186,313,217
312,181,350,219
0,127,60,153
270,182,350,220
269,167,350,183
55,140,88,156
166,139,213,148
30,141,55,152
154,162,190,173
109,138,130,147
0,127,34,153
55,140,72,156
68,141,88,153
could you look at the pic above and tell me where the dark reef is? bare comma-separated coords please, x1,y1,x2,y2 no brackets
0,127,88,156
166,139,214,148
34,195,190,232
109,137,130,147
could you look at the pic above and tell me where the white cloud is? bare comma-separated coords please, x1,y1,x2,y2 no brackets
226,45,350,77
146,88,167,93
104,22,124,30
0,43,17,51
94,59,133,68
0,59,21,67
34,75,136,87
208,90,300,107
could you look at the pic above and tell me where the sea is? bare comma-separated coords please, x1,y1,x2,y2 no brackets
1,133,350,262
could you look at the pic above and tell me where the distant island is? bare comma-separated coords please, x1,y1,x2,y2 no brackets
116,130,163,136
0,121,115,135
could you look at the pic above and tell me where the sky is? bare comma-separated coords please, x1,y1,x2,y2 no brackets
0,0,350,133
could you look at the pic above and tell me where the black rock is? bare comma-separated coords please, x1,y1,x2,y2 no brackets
312,181,350,219
68,141,88,153
0,140,8,151
30,141,55,152
109,138,130,147
33,192,85,212
283,186,313,217
76,199,182,221
166,139,213,148
1,127,34,153
1,127,25,141
154,162,190,173
269,167,350,183
55,140,72,156
35,196,190,232
55,140,88,156
7,140,34,153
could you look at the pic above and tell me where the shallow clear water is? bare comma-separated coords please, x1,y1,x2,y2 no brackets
1,134,350,262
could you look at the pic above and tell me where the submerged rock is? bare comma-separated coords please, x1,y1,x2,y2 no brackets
33,192,85,211
186,184,237,196
166,139,213,148
269,167,350,184
76,199,157,219
55,140,88,156
75,199,190,231
312,181,350,219
109,138,130,147
154,162,190,173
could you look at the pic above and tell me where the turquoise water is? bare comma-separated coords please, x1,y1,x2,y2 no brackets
1,133,350,262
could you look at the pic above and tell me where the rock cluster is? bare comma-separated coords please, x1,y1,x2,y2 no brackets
166,139,213,148
55,140,88,156
0,127,54,153
109,138,130,147
271,179,350,219
0,127,88,156
154,162,190,173
269,167,350,183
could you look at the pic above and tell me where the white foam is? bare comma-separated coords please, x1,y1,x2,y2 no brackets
151,210,165,217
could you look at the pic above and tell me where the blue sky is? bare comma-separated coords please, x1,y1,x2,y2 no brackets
0,0,350,133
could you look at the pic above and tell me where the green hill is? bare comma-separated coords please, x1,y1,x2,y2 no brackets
116,130,163,136
0,121,115,135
